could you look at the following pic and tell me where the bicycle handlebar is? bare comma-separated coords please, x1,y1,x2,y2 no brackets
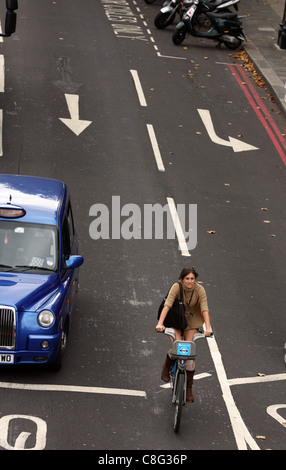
193,331,213,341
158,327,213,341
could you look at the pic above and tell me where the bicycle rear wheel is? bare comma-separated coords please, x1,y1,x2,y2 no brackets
173,372,184,433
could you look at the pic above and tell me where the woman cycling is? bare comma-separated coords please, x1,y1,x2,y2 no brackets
156,267,211,403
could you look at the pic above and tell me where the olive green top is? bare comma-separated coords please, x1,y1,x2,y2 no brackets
164,282,209,330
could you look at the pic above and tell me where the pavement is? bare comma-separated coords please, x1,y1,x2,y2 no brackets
239,0,286,115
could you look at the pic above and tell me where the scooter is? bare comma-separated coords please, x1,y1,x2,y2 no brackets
172,0,245,49
155,0,239,30
154,0,193,29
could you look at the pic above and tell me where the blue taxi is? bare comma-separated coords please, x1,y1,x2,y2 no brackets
0,175,84,370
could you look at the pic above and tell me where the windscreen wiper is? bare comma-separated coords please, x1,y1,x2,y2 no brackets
0,264,13,270
15,265,53,272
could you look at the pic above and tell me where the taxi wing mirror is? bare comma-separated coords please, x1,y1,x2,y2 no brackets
65,255,84,269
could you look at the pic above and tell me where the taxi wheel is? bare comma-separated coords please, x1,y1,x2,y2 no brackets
49,321,68,371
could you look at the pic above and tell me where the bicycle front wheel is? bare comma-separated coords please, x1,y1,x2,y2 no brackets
173,372,184,433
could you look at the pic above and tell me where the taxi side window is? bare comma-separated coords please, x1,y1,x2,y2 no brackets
61,203,75,266
62,217,70,264
67,202,74,247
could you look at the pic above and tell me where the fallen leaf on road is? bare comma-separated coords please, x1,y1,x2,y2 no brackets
235,51,265,88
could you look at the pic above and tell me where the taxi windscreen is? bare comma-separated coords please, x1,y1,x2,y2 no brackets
0,221,58,273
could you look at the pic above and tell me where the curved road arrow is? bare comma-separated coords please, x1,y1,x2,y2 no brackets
198,109,259,153
267,405,286,428
59,94,92,136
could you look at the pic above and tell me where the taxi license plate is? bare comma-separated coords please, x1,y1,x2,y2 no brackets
0,354,14,364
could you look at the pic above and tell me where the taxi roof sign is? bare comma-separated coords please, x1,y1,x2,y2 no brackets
0,205,26,218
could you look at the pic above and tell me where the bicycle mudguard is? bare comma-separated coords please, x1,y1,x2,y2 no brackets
170,340,196,360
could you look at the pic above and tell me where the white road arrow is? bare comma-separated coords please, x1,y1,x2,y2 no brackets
267,404,286,428
59,94,92,136
198,109,258,153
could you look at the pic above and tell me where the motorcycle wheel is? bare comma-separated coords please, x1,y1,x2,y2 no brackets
223,36,243,50
172,27,186,45
154,11,176,29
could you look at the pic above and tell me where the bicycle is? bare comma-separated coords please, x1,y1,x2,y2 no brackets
159,327,212,433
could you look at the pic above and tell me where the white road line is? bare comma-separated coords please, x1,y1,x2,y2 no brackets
206,334,261,450
157,52,187,60
0,55,4,93
228,373,286,386
167,197,191,257
130,69,147,107
160,372,211,388
0,381,147,398
195,372,212,380
146,123,165,172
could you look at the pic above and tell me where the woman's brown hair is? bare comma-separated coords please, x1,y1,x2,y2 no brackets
179,266,199,280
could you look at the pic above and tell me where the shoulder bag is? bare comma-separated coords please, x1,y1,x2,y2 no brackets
157,281,188,331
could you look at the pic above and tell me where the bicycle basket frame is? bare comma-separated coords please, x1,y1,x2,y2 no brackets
170,340,196,360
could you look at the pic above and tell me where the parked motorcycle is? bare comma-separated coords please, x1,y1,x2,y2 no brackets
154,0,239,30
154,0,193,29
172,0,245,49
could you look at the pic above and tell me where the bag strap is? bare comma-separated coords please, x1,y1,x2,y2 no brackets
177,281,183,302
165,281,184,301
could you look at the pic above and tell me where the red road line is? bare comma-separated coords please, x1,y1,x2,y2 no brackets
233,64,286,152
228,64,286,166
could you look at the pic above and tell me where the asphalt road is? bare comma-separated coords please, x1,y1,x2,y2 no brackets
0,0,285,452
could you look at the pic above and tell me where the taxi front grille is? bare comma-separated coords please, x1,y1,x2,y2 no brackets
0,306,16,349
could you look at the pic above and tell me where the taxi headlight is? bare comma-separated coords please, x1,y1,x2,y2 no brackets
38,310,55,328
